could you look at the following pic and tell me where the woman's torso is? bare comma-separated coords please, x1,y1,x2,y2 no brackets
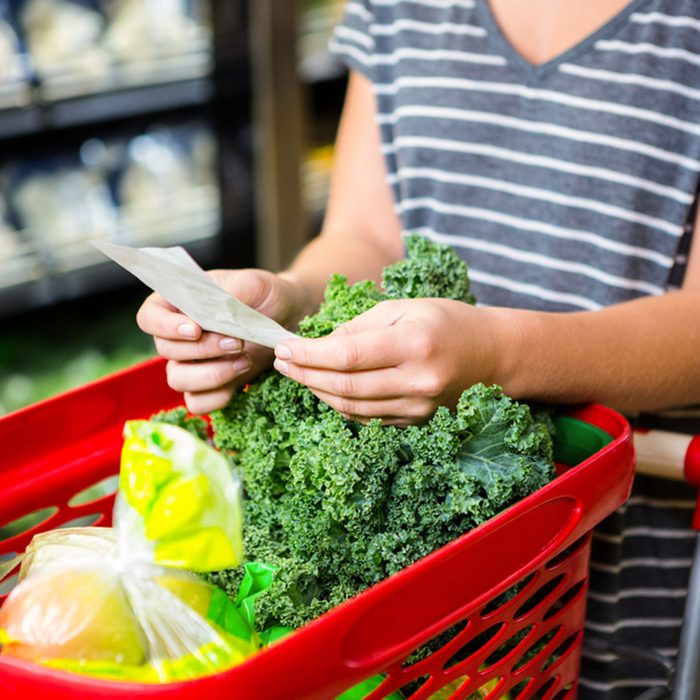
331,2,700,697
331,0,700,314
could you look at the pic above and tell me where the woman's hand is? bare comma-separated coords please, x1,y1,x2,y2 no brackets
273,298,508,425
137,268,308,415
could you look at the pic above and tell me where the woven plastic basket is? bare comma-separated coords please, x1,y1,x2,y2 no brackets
0,358,633,699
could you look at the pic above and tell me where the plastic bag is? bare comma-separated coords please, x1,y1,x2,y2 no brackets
0,419,254,682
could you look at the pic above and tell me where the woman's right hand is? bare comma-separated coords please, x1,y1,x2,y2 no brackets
137,268,308,415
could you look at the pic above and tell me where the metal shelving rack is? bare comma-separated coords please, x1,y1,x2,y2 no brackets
0,1,348,314
0,0,255,318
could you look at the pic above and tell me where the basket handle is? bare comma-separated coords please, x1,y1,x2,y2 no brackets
633,430,700,481
634,430,700,530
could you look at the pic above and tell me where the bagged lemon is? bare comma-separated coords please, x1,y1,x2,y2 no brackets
0,420,254,683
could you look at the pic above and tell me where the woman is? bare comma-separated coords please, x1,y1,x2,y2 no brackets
138,1,700,696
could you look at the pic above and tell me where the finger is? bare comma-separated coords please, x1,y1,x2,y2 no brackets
275,326,407,372
310,388,435,425
166,355,252,394
273,360,406,400
137,293,203,340
154,332,244,361
183,386,236,415
181,349,272,415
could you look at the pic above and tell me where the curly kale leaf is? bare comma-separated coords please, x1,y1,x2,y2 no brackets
382,234,476,304
149,406,209,441
206,235,554,631
297,275,383,338
209,383,554,630
297,233,475,339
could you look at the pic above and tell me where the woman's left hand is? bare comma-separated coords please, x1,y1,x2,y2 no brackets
273,298,506,425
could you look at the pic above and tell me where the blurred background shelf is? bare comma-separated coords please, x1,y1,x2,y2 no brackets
0,0,253,315
0,78,220,136
43,77,218,129
0,0,254,414
0,0,348,415
298,0,345,84
0,105,42,138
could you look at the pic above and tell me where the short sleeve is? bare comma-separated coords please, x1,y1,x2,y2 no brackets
328,0,376,81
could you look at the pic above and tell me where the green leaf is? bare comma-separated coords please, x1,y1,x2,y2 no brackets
336,675,403,700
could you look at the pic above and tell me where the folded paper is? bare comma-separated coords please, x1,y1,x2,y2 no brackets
92,241,298,348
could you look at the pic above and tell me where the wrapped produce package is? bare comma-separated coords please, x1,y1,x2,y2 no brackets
0,420,256,683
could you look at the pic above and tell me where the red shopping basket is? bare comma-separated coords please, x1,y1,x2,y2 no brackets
0,357,634,700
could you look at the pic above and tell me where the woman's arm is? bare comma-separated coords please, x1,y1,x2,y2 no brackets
501,218,700,413
274,214,700,422
283,71,404,316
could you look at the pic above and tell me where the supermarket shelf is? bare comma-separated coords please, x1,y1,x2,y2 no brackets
298,51,346,84
0,235,213,318
0,105,43,139
0,76,219,140
0,82,33,111
0,196,254,318
36,43,213,101
46,77,216,129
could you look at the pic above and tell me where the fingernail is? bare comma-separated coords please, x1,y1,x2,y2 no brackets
275,344,292,360
220,338,242,352
274,359,289,375
178,323,198,339
232,356,251,374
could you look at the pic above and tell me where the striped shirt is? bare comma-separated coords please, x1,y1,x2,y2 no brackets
330,1,700,697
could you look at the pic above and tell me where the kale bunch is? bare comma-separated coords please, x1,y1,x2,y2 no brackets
207,235,554,630
297,233,475,337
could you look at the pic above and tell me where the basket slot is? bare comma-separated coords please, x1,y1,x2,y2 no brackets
479,572,537,618
0,446,118,551
68,476,120,508
543,580,586,622
442,622,505,672
389,539,593,699
0,507,59,543
482,624,536,669
401,620,470,670
512,627,561,673
513,575,566,620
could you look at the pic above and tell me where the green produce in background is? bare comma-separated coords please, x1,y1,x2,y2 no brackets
0,292,153,416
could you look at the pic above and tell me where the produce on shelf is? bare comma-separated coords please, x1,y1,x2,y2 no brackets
118,125,219,243
0,5,28,92
102,0,211,64
207,235,555,631
11,160,119,259
0,420,258,682
0,122,220,279
19,0,211,91
21,0,111,83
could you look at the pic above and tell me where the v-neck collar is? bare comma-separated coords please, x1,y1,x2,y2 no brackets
476,0,655,83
